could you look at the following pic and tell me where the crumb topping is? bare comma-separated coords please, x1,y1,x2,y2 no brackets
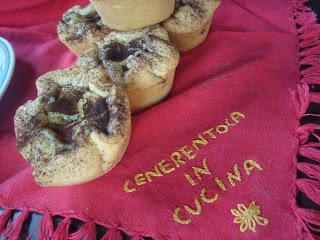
164,0,217,31
77,26,179,86
14,68,129,165
58,4,110,44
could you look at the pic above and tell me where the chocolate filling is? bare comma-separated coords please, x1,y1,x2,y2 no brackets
103,42,129,62
83,14,103,30
46,87,83,115
177,0,189,6
45,87,82,143
128,39,144,54
84,14,101,23
44,87,110,144
102,40,144,61
48,123,75,144
83,99,110,133
84,99,108,120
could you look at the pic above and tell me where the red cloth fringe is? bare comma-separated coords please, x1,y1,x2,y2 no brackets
299,146,320,163
0,210,144,240
37,212,54,240
0,208,12,233
297,163,320,181
310,92,320,104
101,229,123,240
68,221,96,240
293,0,320,239
296,208,320,233
2,210,29,240
297,179,320,206
296,124,320,144
51,217,71,240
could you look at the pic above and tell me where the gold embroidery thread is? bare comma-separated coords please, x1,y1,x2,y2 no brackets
184,198,202,215
123,112,246,193
173,207,192,225
231,201,269,233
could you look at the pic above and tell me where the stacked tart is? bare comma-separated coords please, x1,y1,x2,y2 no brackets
15,0,221,186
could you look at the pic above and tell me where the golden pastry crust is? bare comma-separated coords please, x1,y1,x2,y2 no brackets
90,0,175,31
58,4,111,56
162,0,221,52
14,66,131,186
77,25,180,113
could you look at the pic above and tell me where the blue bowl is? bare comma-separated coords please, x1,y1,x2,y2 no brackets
0,37,15,100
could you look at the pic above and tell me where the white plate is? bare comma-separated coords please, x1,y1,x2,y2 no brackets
0,37,15,100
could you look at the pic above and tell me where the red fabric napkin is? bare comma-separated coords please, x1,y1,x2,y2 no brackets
0,0,320,239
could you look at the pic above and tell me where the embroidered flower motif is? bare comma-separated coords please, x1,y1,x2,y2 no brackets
231,201,269,233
